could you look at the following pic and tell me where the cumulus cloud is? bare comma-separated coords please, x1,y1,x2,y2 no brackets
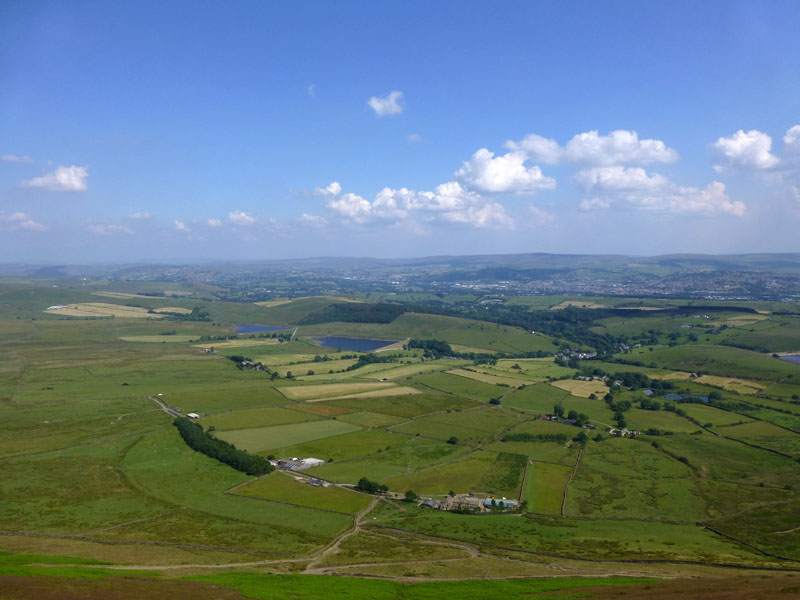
506,130,678,166
407,133,422,143
228,210,256,226
173,220,190,232
634,182,744,216
87,223,133,236
454,149,556,194
315,181,342,196
784,125,800,155
307,83,316,97
20,165,88,191
2,154,34,163
207,218,222,227
127,212,152,220
322,180,514,229
327,192,372,223
713,129,780,171
0,211,48,231
575,166,668,192
367,91,403,117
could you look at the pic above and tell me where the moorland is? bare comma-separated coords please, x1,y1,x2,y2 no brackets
1,272,800,598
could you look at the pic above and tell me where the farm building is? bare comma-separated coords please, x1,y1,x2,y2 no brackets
484,497,518,509
186,412,200,419
419,499,444,510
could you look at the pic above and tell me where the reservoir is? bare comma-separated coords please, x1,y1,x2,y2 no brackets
780,354,800,365
313,336,395,352
236,324,290,334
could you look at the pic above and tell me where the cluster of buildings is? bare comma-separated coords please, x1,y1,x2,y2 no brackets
608,428,640,437
419,494,519,512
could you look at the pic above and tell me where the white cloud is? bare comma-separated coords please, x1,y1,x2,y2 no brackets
407,133,422,143
507,130,678,166
504,134,563,164
441,201,514,228
629,181,745,216
579,197,613,212
2,154,34,163
228,210,256,226
127,212,152,220
323,180,514,229
713,129,779,171
307,83,316,97
207,218,222,227
454,148,556,194
326,192,372,223
528,205,556,226
299,213,327,227
315,181,342,196
173,220,190,232
20,165,88,191
784,125,800,155
19,219,48,231
575,166,668,192
0,212,48,231
367,90,403,117
87,223,133,236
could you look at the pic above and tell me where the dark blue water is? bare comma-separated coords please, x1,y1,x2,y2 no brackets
313,336,394,351
236,324,289,334
665,393,709,403
780,354,800,365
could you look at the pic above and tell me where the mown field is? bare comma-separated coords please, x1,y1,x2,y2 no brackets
2,280,800,595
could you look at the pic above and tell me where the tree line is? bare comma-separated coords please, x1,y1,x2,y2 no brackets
173,417,274,476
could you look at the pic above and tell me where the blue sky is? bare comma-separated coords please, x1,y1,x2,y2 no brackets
2,0,800,262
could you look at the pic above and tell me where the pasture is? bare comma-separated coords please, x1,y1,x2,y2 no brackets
3,281,800,581
383,451,526,497
551,379,609,398
525,461,572,514
215,420,363,453
236,472,372,514
306,437,472,483
447,368,529,387
618,344,800,380
201,406,324,431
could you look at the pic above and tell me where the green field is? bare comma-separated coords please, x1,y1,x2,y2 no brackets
306,437,473,483
216,419,363,453
236,472,373,514
617,344,800,380
3,280,800,587
202,406,324,430
525,461,572,514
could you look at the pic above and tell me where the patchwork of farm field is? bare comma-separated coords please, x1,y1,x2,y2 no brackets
3,281,800,592
44,302,165,319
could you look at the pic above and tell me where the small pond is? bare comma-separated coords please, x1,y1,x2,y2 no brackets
313,336,395,352
236,324,290,334
780,354,800,365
